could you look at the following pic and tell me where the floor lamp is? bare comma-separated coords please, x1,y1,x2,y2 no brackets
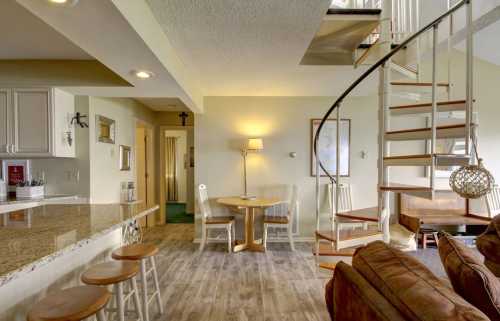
241,138,264,199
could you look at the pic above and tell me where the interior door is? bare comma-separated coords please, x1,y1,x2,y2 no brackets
12,88,52,156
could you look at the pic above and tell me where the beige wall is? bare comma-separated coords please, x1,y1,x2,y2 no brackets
194,52,500,238
88,97,155,203
33,97,155,204
155,111,194,127
196,96,380,238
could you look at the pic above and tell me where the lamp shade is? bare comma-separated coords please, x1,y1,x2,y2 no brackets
247,138,264,151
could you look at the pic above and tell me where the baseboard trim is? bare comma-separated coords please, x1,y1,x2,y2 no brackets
192,237,314,244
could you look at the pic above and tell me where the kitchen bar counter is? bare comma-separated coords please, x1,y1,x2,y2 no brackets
0,194,77,206
0,203,158,287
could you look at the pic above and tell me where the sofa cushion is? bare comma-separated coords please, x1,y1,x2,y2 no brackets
477,214,500,277
438,232,500,321
353,241,489,321
326,262,406,321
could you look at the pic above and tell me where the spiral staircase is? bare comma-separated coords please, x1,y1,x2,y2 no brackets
311,0,475,268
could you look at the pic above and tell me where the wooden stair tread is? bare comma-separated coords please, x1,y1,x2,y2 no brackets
389,100,467,110
315,228,382,242
319,262,337,271
383,154,470,167
390,99,466,110
386,123,469,134
359,43,399,49
327,8,382,15
312,242,357,257
385,153,453,159
379,183,431,191
384,153,470,160
385,124,474,141
390,82,449,87
336,207,379,222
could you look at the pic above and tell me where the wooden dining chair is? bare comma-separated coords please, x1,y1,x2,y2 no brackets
262,185,298,251
486,185,500,218
198,184,235,252
328,183,367,230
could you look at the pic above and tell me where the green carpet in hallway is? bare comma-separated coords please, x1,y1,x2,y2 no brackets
166,202,194,223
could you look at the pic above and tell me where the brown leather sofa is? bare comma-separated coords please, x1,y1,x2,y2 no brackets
325,241,490,321
439,232,500,321
477,214,500,277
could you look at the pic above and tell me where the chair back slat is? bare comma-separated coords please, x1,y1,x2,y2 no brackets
328,183,352,214
486,185,500,218
260,184,299,234
288,185,299,223
197,184,212,222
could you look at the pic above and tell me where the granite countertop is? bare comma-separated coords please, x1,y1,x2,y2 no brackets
0,194,77,206
0,203,158,286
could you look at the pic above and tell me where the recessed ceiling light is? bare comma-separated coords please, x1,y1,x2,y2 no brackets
133,70,154,79
47,0,79,6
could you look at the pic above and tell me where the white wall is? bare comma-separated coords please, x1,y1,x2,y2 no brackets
196,96,380,238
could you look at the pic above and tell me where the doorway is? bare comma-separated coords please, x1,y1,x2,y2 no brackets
160,126,194,224
135,121,155,227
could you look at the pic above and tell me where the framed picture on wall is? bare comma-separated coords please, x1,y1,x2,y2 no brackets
311,118,351,177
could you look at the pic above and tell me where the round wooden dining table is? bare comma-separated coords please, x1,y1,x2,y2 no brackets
217,197,282,252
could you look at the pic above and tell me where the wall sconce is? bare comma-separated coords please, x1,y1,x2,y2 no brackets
241,138,264,199
289,152,297,158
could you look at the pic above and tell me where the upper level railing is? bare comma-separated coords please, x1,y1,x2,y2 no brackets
331,0,419,45
315,0,471,184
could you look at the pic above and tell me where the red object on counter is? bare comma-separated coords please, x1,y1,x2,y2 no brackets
8,165,25,186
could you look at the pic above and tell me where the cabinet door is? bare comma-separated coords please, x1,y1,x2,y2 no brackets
12,88,53,156
0,89,12,155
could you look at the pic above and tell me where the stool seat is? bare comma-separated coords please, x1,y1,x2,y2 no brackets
27,286,111,321
82,261,139,285
112,243,158,260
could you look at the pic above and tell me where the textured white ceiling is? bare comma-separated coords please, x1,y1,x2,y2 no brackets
0,1,92,59
145,0,377,97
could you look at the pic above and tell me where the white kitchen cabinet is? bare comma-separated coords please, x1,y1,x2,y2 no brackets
0,88,75,158
0,89,12,155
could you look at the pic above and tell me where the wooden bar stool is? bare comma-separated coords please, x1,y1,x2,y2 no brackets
27,286,111,321
419,228,439,249
112,244,163,321
82,261,143,321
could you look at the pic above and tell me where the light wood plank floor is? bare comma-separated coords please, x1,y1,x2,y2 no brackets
143,224,332,321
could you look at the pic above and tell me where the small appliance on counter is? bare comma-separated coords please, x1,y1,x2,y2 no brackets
121,181,136,203
16,180,45,199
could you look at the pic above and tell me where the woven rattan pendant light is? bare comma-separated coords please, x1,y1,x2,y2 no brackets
449,133,494,199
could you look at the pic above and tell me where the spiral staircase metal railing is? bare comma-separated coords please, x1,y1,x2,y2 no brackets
314,0,473,258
